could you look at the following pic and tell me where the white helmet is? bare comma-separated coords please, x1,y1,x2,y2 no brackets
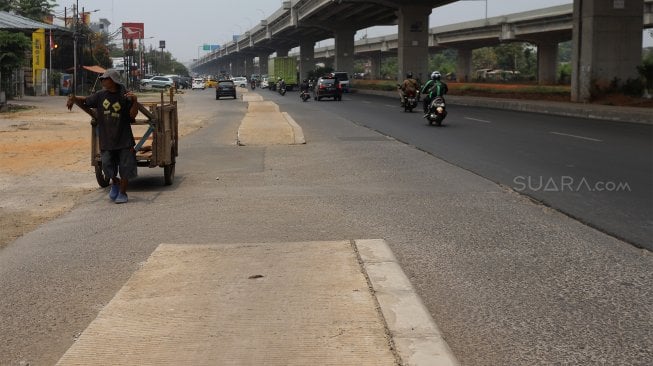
431,71,441,80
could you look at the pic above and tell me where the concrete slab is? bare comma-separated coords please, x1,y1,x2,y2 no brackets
56,241,398,366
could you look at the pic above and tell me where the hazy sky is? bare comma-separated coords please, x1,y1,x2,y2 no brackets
53,0,652,64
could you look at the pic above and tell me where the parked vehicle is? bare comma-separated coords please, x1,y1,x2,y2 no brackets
167,75,190,89
179,76,192,89
141,76,174,89
216,80,237,99
333,71,350,92
424,96,447,126
192,78,206,90
312,76,342,101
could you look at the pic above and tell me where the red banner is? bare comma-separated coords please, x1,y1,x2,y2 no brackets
122,22,144,39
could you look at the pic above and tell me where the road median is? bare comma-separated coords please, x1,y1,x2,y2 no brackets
237,95,305,146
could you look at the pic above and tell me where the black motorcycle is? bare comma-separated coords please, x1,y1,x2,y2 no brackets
402,90,418,113
424,97,447,126
278,82,286,96
250,81,256,90
300,90,310,102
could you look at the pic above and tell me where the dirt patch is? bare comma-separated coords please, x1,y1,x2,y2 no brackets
0,93,207,248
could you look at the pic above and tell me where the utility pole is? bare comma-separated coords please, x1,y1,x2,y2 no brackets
73,0,79,94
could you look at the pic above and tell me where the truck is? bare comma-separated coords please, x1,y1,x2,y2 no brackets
268,56,298,91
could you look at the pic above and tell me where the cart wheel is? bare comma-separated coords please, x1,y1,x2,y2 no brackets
164,164,175,185
164,150,176,185
95,163,111,187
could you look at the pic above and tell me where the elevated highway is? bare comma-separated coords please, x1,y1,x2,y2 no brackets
310,2,653,83
191,0,651,102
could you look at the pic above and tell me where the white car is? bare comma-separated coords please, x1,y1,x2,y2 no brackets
141,76,174,89
231,76,248,88
191,78,205,90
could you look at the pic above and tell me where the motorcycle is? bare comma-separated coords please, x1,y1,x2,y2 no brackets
424,97,447,126
278,82,286,96
300,90,310,102
250,81,256,90
402,90,418,113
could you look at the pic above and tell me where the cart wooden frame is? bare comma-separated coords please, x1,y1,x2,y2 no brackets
77,91,179,187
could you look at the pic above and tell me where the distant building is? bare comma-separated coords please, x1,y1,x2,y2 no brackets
90,18,110,35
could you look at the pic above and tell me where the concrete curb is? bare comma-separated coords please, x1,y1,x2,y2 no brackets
355,239,460,366
355,89,652,125
282,112,306,145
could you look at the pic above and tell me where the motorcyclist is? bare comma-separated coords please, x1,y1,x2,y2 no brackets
399,71,418,107
299,79,310,100
421,71,448,114
300,79,310,93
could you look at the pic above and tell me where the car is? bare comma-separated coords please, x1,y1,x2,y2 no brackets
332,71,350,92
205,78,218,88
216,80,237,99
312,76,342,101
141,76,174,89
192,78,206,90
179,76,192,89
231,76,248,88
165,74,185,89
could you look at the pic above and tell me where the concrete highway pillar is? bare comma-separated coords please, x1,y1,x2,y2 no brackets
397,4,432,82
370,52,382,79
258,52,271,76
299,39,315,80
537,42,558,85
456,48,473,82
232,56,244,76
334,29,356,74
245,55,255,78
571,0,643,102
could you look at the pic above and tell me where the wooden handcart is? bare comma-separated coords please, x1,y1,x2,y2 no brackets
79,90,179,187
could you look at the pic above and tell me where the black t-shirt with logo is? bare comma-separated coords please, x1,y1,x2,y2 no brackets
84,88,135,150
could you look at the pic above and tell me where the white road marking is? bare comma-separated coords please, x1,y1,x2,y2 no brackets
465,117,492,123
550,131,602,142
384,104,397,108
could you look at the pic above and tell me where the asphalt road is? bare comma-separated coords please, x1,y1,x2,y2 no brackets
1,89,651,366
274,91,653,250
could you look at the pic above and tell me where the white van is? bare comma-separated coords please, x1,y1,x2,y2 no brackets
333,72,350,92
192,78,205,90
